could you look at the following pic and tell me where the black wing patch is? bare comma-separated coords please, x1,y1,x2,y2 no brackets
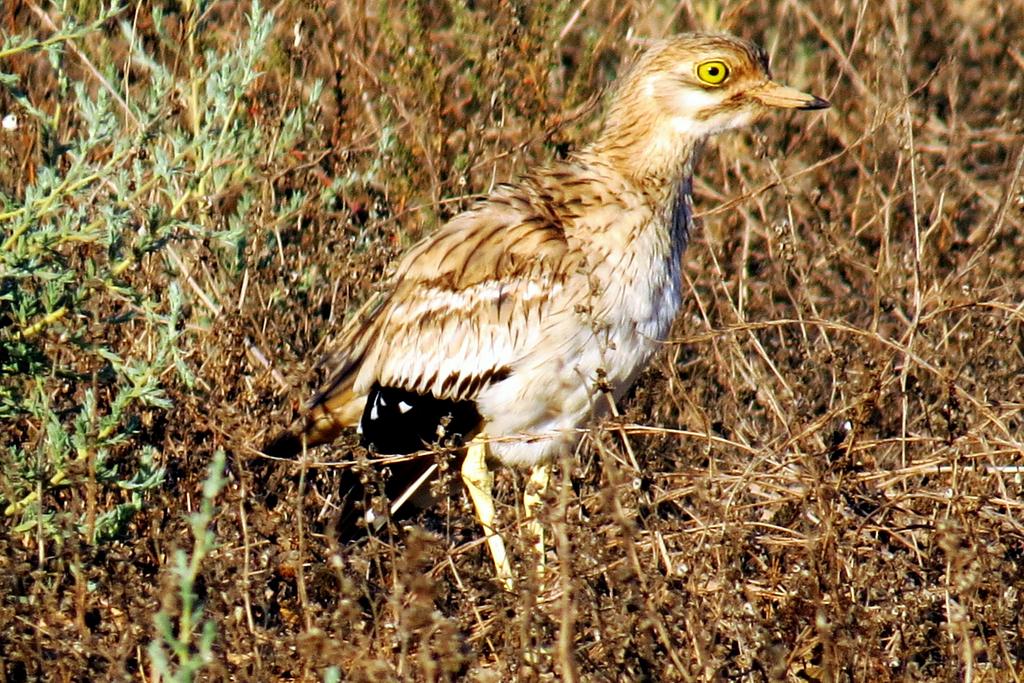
360,383,483,454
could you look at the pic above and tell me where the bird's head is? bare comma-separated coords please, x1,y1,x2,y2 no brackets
596,33,829,181
630,33,829,136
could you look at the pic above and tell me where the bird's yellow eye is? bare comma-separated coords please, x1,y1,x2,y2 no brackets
696,60,730,86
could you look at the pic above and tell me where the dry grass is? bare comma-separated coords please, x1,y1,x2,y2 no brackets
2,0,1024,680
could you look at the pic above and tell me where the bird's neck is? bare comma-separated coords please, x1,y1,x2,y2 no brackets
588,108,707,204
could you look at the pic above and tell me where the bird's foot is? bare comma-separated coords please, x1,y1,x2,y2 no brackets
461,434,514,591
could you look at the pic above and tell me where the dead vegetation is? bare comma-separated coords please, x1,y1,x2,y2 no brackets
2,0,1023,680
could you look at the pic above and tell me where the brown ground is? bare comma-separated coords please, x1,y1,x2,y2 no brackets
2,0,1023,681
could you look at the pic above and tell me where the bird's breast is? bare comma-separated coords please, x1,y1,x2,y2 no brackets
597,224,684,396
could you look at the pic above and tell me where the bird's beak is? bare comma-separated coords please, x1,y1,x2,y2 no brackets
749,81,830,110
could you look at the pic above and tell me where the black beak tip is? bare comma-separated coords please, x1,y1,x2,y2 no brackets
802,95,831,111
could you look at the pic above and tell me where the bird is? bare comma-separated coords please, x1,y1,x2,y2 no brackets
264,32,829,589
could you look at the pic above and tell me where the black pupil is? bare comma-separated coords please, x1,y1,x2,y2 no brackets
708,66,719,76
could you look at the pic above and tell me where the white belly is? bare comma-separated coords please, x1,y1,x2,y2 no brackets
477,241,683,468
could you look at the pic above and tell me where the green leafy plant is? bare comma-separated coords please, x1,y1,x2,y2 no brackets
1,0,318,541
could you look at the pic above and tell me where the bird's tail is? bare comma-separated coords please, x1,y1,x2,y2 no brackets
262,388,367,458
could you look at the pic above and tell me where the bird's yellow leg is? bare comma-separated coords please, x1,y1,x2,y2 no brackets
461,434,513,590
523,462,552,569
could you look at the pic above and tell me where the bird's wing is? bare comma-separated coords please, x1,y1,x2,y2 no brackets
263,189,586,499
361,193,586,401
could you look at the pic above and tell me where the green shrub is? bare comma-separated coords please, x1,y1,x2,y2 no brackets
1,0,317,542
